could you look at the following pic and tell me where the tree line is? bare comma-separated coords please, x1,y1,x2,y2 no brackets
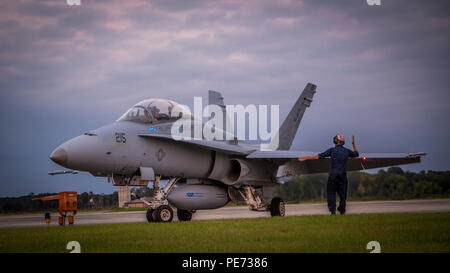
0,187,157,213
0,192,119,213
0,167,449,213
276,167,450,202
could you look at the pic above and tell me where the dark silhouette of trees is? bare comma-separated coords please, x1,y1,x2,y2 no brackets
0,191,119,213
277,167,450,202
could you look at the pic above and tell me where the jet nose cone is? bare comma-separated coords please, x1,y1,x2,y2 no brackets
50,148,68,165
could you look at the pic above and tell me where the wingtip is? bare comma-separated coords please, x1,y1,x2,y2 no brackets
407,152,427,158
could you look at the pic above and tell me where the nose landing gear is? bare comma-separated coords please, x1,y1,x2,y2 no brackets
143,176,179,223
155,205,174,222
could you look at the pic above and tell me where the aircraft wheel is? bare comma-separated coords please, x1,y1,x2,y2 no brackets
152,209,159,221
146,208,155,222
177,209,193,221
155,205,174,222
270,197,285,217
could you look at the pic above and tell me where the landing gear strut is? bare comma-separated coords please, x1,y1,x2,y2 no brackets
238,186,285,217
143,176,180,223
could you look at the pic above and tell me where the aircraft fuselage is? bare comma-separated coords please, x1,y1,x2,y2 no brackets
51,121,217,179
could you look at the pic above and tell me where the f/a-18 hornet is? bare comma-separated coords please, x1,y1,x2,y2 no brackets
49,83,425,222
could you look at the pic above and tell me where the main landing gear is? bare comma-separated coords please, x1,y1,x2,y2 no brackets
144,176,180,223
269,197,285,217
237,186,285,217
177,209,195,221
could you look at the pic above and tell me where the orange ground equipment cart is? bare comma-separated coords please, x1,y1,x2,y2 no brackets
32,191,78,226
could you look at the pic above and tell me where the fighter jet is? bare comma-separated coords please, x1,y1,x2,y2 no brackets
49,83,426,222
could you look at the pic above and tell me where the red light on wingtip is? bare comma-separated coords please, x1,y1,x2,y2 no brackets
362,156,367,161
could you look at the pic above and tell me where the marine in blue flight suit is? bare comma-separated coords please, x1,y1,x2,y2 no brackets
299,134,359,215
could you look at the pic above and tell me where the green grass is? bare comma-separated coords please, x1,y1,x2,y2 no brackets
0,213,449,253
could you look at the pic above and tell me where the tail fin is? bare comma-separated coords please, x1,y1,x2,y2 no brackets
208,90,225,108
269,83,317,150
208,90,234,140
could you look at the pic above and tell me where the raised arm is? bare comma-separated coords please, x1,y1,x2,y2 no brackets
352,135,358,152
298,154,319,161
350,135,359,157
298,148,331,161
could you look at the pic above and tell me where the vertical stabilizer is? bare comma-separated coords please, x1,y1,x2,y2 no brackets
269,83,317,150
208,90,234,140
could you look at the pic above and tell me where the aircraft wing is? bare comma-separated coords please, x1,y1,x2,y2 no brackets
139,134,256,155
246,150,427,177
247,150,319,159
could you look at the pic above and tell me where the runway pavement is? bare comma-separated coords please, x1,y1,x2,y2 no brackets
0,199,449,228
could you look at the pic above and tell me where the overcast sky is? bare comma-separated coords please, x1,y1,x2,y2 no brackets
0,0,449,197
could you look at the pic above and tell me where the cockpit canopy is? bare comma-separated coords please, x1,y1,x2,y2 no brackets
117,99,191,124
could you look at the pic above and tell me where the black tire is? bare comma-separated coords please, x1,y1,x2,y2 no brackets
155,205,174,222
146,208,155,222
270,197,285,217
152,209,158,221
177,209,193,221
